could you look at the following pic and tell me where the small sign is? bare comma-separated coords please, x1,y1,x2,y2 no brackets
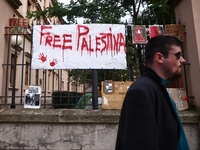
7,18,28,34
104,81,114,93
149,25,164,38
131,25,147,44
24,86,41,109
9,18,28,27
164,24,185,41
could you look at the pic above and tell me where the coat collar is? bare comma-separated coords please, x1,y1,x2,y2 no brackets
142,66,165,87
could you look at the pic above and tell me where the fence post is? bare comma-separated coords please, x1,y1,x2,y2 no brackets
91,14,98,109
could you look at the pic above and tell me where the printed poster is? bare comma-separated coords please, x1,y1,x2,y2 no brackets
32,24,126,69
105,81,113,93
24,86,41,109
131,25,147,44
165,24,185,41
149,25,164,38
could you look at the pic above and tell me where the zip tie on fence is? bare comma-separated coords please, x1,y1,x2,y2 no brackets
182,97,189,101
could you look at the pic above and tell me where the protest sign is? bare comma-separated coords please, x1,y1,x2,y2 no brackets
131,25,147,44
31,24,126,69
7,18,28,34
165,24,185,41
149,25,164,38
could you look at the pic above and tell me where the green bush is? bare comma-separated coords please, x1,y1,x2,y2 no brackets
52,91,81,109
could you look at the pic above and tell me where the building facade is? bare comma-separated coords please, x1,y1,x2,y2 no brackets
168,0,200,109
0,0,87,108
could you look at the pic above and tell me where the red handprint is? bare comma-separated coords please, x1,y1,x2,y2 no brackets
38,53,47,62
49,58,58,67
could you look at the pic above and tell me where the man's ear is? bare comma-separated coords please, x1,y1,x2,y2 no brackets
154,52,164,64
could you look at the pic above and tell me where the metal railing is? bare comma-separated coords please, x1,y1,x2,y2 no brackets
1,18,191,109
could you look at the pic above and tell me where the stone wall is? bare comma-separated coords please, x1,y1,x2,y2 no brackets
0,109,199,150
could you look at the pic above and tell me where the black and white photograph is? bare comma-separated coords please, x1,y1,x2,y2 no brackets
24,86,41,109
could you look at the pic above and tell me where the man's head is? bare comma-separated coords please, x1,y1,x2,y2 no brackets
145,36,185,79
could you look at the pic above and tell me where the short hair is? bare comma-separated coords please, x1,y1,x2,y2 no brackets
145,36,183,65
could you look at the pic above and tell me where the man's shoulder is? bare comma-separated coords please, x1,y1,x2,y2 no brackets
128,76,158,93
134,75,156,86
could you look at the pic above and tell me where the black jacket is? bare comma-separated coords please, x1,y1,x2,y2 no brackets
115,66,180,150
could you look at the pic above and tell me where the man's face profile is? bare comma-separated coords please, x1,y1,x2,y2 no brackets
162,45,186,79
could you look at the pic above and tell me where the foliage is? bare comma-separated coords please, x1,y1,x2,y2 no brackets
27,0,175,25
137,0,176,24
27,1,69,20
122,0,147,24
122,0,175,24
27,0,126,23
66,0,126,23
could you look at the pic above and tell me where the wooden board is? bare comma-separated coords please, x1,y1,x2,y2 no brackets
101,81,133,109
167,88,189,110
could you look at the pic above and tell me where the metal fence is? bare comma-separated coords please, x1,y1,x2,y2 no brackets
1,18,190,109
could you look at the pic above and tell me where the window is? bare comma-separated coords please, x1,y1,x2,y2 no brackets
48,70,52,92
25,61,30,85
62,81,64,91
55,75,58,91
27,0,31,12
10,48,21,88
44,0,46,8
42,71,45,90
35,70,39,85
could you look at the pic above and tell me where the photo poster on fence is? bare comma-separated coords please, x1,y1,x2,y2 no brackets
131,25,147,44
104,81,114,93
149,25,164,39
31,24,127,69
164,24,185,42
167,88,189,111
24,86,41,109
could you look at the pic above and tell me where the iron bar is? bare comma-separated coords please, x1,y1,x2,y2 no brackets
76,69,78,103
20,36,26,104
92,69,98,109
134,44,138,79
91,14,98,109
11,35,19,108
59,69,62,105
44,70,47,108
68,70,70,104
29,21,34,85
5,35,11,104
52,69,55,105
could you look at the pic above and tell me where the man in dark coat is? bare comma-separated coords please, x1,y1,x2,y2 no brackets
115,36,189,150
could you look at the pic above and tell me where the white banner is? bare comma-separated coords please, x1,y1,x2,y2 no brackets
31,24,126,69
